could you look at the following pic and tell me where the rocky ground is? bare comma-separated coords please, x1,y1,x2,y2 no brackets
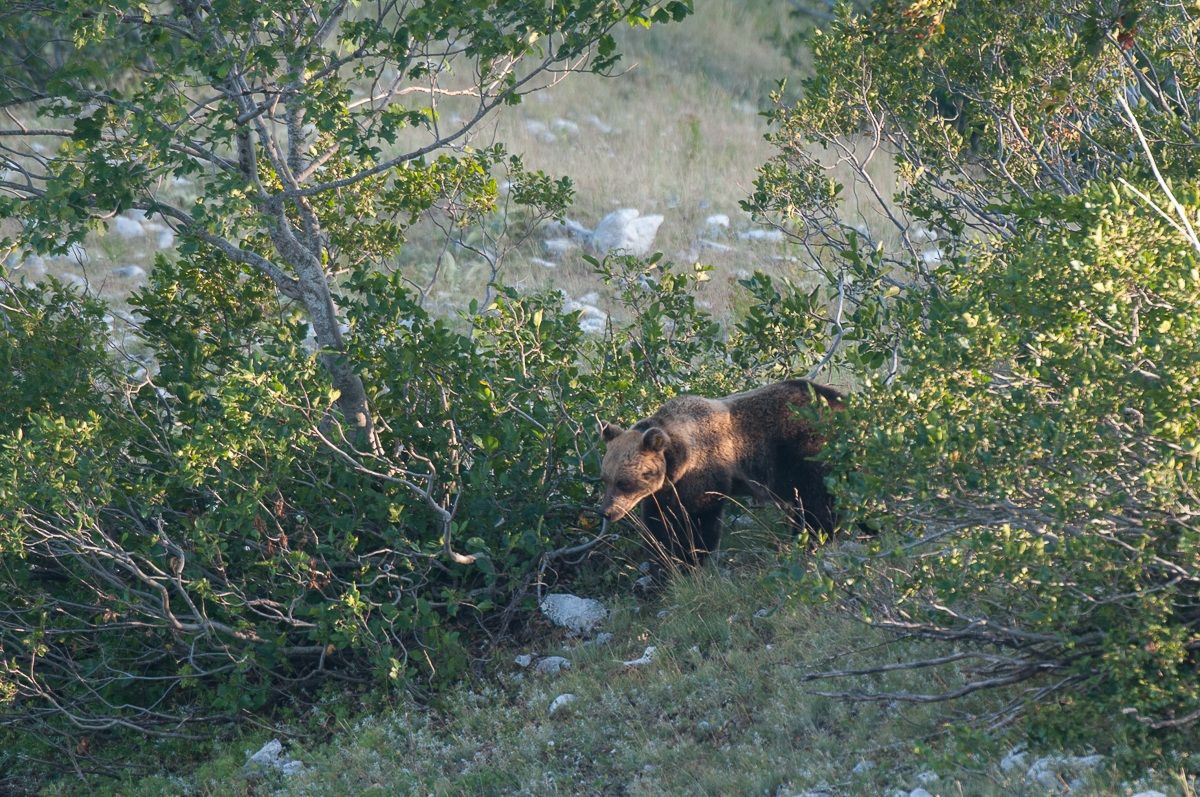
87,540,1193,797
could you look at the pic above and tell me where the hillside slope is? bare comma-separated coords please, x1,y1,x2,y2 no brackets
101,546,1189,797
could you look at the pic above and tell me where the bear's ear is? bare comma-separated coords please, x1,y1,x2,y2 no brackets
600,421,624,443
641,427,669,452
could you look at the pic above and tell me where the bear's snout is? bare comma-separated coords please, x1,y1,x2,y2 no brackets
599,503,620,522
599,496,630,522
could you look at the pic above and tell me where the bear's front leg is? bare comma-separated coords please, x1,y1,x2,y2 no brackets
691,505,725,567
641,492,725,568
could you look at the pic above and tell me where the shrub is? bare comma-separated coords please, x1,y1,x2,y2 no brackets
0,250,732,775
812,182,1200,742
751,0,1200,742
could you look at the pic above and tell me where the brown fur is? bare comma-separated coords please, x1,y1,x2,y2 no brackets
599,379,844,566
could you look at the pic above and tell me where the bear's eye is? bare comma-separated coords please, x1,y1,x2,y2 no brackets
616,479,636,492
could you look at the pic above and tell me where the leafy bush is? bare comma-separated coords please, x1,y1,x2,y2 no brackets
818,182,1200,740
0,250,734,775
748,0,1200,743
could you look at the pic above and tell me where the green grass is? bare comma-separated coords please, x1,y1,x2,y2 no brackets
87,531,1193,797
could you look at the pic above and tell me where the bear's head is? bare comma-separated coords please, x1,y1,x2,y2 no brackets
598,422,670,522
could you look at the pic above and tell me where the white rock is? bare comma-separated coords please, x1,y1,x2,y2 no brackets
113,214,144,239
705,213,730,229
634,575,655,591
578,316,606,335
738,228,785,243
590,209,664,256
156,228,176,249
112,265,146,280
915,770,939,785
999,748,1028,773
909,225,938,243
563,298,601,316
586,114,613,134
539,593,607,636
245,739,303,776
544,217,593,240
60,273,88,290
753,608,770,619
909,789,934,797
1026,754,1104,789
548,693,577,716
513,654,533,668
524,119,556,143
248,739,283,766
551,118,580,136
852,760,875,774
1131,791,1168,797
529,257,558,269
920,248,943,265
563,296,607,334
698,239,733,253
622,646,657,668
11,255,46,281
544,237,578,257
52,242,88,264
534,656,571,675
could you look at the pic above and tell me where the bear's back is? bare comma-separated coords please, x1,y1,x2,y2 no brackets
723,380,842,456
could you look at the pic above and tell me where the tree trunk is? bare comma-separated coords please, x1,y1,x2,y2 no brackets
286,235,381,455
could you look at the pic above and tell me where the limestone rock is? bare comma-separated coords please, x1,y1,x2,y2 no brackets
524,119,556,144
244,739,304,777
622,646,657,668
112,265,146,280
112,213,144,239
534,656,571,675
590,209,663,256
1025,754,1104,789
551,118,580,136
548,693,577,716
539,593,607,636
738,228,785,243
543,237,578,257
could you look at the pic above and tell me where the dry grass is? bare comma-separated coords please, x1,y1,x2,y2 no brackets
4,1,913,326
4,1,826,321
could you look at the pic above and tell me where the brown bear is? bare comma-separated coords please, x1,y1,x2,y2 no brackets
598,379,844,566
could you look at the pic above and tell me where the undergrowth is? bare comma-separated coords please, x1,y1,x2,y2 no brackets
82,528,1194,797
